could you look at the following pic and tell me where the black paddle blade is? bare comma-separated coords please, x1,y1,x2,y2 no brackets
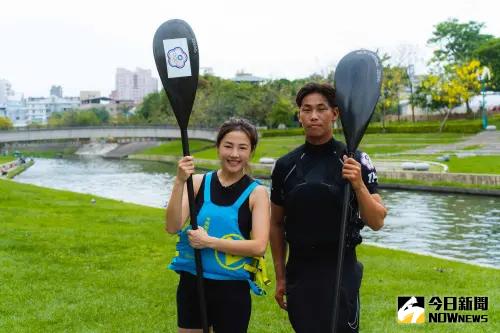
334,50,382,152
153,19,199,130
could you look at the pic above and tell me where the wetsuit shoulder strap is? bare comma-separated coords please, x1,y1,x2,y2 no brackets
203,171,214,203
232,179,259,209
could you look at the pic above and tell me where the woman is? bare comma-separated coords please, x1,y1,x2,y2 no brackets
166,118,270,333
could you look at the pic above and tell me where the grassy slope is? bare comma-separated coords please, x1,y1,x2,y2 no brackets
1,179,498,332
444,155,500,174
140,139,215,156
0,156,16,164
140,133,470,162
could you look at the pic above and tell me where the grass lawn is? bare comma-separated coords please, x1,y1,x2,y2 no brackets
1,179,498,332
378,177,500,191
377,155,500,175
0,156,16,164
10,147,79,158
137,133,471,162
444,155,500,174
359,132,470,145
140,139,215,156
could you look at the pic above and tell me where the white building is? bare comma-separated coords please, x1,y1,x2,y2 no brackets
0,79,14,105
115,67,158,104
2,96,80,127
4,94,28,127
80,90,101,101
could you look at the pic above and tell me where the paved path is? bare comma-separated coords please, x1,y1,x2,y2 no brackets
404,130,499,155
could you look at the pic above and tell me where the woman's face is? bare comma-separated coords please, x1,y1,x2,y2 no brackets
217,130,252,174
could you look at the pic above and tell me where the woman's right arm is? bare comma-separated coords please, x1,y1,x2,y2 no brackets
165,156,202,234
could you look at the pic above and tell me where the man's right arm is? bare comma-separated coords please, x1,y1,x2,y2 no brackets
270,202,287,310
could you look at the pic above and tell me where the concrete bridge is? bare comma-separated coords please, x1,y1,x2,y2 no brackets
0,126,218,143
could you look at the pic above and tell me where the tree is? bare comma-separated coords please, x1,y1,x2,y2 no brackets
453,60,482,113
0,117,13,129
75,110,100,126
266,97,295,128
375,60,407,128
90,108,110,124
413,73,469,131
475,38,500,90
428,18,493,64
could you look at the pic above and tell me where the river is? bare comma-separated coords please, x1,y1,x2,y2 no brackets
14,157,499,267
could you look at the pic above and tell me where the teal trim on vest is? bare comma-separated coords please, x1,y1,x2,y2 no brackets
169,171,265,295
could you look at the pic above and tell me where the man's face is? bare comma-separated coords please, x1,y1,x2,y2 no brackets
298,92,339,143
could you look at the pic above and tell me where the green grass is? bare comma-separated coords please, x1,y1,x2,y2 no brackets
461,144,483,151
11,147,79,158
378,177,500,191
0,156,16,164
444,155,500,174
141,133,470,162
1,179,498,332
139,139,215,156
359,133,470,145
6,160,34,179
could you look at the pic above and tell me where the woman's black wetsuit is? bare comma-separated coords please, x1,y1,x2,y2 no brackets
271,138,378,333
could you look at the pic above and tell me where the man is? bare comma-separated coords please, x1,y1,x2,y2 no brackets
269,83,387,333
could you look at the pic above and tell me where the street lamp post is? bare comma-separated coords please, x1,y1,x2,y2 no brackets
479,66,491,129
407,65,416,123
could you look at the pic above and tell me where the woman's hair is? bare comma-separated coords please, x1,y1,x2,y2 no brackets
295,82,337,108
216,117,258,152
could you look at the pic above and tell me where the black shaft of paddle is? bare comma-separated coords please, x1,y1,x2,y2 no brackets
331,152,354,333
180,128,209,333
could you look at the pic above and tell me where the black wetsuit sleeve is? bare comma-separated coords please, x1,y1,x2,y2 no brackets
270,159,285,206
358,151,378,194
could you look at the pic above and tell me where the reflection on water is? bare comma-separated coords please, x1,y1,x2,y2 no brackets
15,157,499,267
15,157,178,208
362,190,499,267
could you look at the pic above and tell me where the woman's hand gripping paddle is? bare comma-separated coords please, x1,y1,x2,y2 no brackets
331,50,382,333
153,19,209,333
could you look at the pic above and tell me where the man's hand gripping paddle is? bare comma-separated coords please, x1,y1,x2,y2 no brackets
153,20,209,333
331,50,382,332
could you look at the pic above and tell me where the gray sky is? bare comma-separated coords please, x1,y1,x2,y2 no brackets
1,0,499,97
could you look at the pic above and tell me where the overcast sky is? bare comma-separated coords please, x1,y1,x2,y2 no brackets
1,0,498,97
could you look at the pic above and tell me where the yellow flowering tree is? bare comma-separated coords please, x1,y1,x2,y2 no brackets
0,117,13,130
453,59,482,113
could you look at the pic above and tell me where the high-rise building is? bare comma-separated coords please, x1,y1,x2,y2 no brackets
115,67,158,103
0,79,14,105
50,85,63,98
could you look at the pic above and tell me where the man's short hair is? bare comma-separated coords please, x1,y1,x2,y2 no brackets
296,82,337,108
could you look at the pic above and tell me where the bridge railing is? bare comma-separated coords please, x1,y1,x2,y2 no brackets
0,124,218,132
0,125,219,143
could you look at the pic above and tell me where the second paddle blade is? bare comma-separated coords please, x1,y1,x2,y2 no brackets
335,50,382,152
153,19,200,129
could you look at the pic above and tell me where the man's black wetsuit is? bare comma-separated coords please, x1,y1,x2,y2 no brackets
271,138,378,333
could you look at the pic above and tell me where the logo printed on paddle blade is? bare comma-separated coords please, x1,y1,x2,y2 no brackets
153,19,199,129
163,38,191,77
